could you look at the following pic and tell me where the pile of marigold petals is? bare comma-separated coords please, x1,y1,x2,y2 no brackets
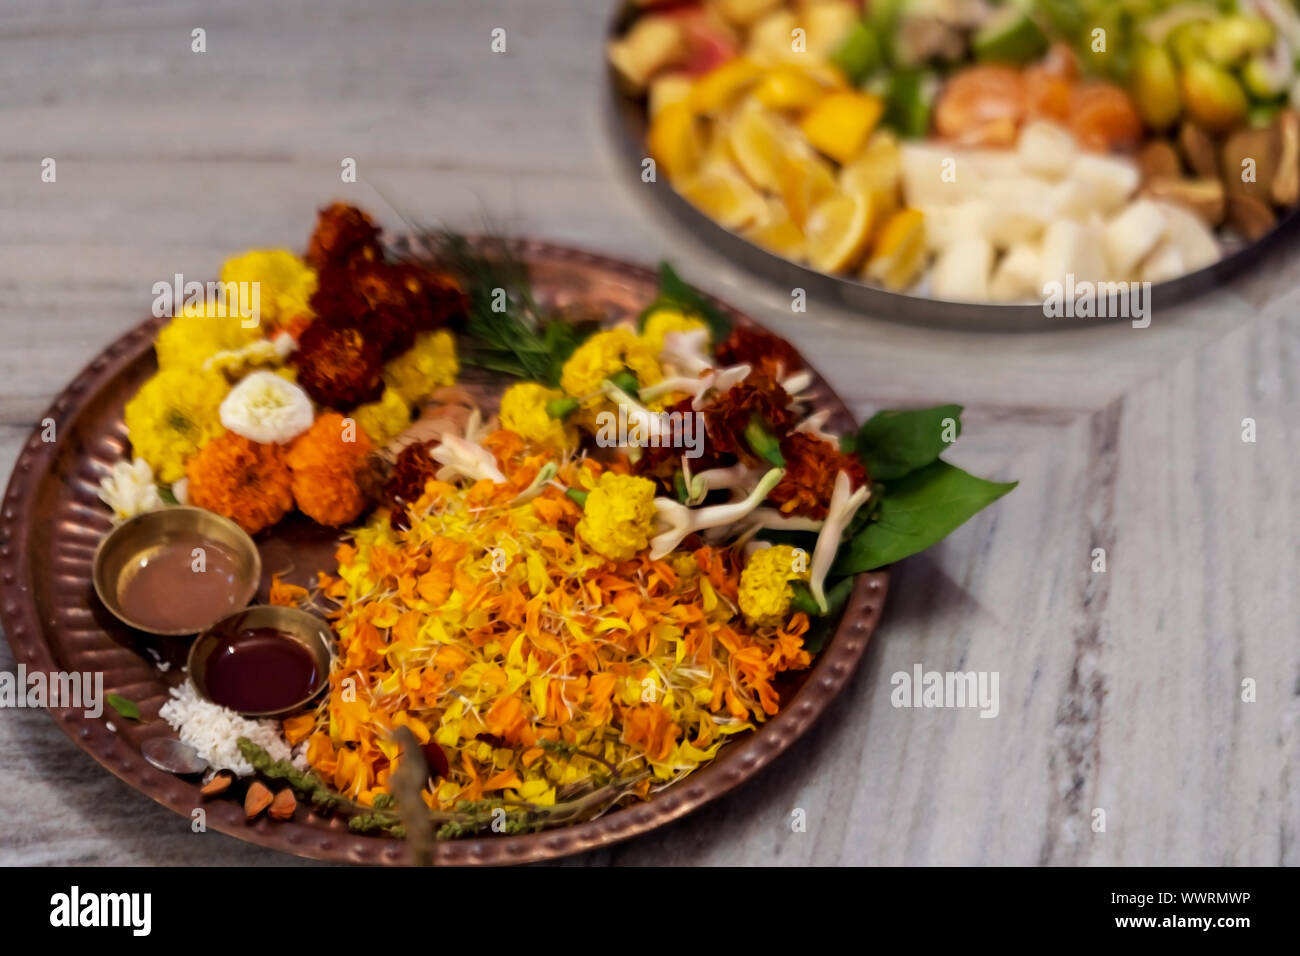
287,438,812,813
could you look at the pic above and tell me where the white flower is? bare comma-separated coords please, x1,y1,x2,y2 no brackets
649,467,785,559
171,477,189,505
659,328,712,376
98,457,164,523
219,370,314,444
431,434,506,484
808,470,871,612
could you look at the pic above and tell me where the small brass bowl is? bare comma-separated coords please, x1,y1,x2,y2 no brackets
92,507,261,636
188,605,332,718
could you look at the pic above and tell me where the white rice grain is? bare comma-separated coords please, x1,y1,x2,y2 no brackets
158,681,306,776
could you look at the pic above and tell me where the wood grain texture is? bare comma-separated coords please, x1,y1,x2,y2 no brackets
0,0,1296,866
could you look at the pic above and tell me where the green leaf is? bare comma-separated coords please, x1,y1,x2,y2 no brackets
637,263,732,344
833,461,1016,575
157,485,178,506
106,693,141,721
801,577,856,655
853,404,963,480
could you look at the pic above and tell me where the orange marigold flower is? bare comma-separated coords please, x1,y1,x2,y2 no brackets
715,325,802,381
704,371,797,459
769,432,869,519
186,432,294,535
286,412,374,526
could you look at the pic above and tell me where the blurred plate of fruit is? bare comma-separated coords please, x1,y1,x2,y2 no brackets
606,0,1300,328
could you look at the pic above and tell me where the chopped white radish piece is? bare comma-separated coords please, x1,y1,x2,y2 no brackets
1139,239,1186,284
932,236,994,301
1104,200,1167,276
1062,154,1140,216
900,144,971,206
1151,202,1221,273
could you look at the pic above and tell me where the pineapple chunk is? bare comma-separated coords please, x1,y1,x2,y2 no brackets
715,0,785,28
649,73,693,117
608,18,686,94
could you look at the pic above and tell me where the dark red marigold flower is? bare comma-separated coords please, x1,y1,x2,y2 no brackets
704,371,798,460
306,202,384,272
716,326,803,381
769,432,869,519
291,322,384,409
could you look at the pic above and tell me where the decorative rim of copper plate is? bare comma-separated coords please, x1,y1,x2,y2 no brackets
0,237,889,865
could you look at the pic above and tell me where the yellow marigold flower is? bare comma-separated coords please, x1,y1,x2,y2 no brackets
124,367,228,483
499,382,576,453
641,308,708,353
560,327,662,400
219,249,317,328
155,299,262,372
382,329,458,405
576,472,658,562
738,544,809,628
354,387,412,446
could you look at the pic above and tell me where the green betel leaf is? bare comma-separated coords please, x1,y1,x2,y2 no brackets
852,404,963,480
106,693,141,721
833,461,1016,575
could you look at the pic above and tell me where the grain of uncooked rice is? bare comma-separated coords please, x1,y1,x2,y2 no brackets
159,681,306,776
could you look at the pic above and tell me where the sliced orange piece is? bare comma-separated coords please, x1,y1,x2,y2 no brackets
677,163,767,230
805,191,874,274
865,208,927,291
648,101,704,181
799,91,884,164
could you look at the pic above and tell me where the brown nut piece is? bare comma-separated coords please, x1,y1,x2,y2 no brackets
1143,176,1226,226
1179,121,1220,178
1221,126,1279,203
1271,109,1299,206
199,772,233,797
1226,193,1277,240
1138,140,1184,182
269,789,297,821
244,780,273,820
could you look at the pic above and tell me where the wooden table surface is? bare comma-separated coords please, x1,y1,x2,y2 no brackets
1,0,1296,866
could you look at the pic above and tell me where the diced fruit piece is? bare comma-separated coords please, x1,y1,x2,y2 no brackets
830,20,882,83
727,103,794,192
746,11,801,65
608,18,686,94
677,163,767,230
1151,201,1221,271
690,58,763,115
972,8,1048,65
804,190,874,273
1142,176,1225,226
933,65,1025,145
1166,20,1208,67
780,151,838,227
753,65,827,111
1062,153,1140,216
673,7,741,76
1241,53,1293,100
1200,15,1274,67
649,73,694,117
716,0,785,29
982,181,1054,247
989,244,1043,302
800,91,885,164
883,68,935,139
1040,219,1107,287
899,142,971,206
648,101,704,181
744,201,807,259
1018,121,1076,179
865,207,926,290
931,236,994,302
1130,43,1181,131
840,130,901,195
1140,238,1186,283
1069,82,1143,151
1104,200,1168,275
1180,60,1247,132
919,200,992,252
804,2,862,61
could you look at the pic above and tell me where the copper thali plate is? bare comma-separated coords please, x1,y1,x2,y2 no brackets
0,237,888,865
